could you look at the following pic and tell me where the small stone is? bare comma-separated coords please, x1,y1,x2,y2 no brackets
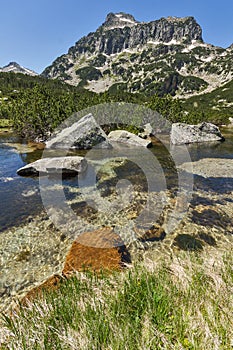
137,226,166,242
138,123,154,139
60,234,67,242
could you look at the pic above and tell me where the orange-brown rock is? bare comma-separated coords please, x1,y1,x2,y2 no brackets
21,228,130,305
21,274,62,305
62,227,131,276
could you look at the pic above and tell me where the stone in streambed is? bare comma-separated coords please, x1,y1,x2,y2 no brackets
17,156,87,177
171,122,224,145
108,130,152,147
137,225,166,242
62,228,131,276
20,228,131,305
21,274,62,304
178,158,233,178
138,123,154,139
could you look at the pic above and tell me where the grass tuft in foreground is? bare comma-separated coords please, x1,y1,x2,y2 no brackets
1,249,233,349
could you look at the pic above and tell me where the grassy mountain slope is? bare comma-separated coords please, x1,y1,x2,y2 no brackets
182,79,233,124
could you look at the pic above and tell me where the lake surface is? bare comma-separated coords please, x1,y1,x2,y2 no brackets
0,128,233,233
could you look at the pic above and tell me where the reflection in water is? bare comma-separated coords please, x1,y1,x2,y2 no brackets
187,127,233,161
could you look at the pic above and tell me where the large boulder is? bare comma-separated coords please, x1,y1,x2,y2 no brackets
17,156,87,176
46,113,112,149
108,130,152,147
171,122,224,145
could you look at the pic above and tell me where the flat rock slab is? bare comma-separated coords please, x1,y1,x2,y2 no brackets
46,113,112,150
63,228,131,275
17,156,87,176
108,130,152,147
171,122,224,145
179,158,233,178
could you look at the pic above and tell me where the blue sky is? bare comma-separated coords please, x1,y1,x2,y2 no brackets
0,0,232,73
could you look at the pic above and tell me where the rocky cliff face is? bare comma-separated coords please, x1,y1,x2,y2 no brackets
67,14,202,57
42,13,233,97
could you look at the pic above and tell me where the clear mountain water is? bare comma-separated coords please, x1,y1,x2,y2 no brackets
0,128,232,233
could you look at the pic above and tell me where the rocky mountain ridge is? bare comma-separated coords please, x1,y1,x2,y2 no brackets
42,13,233,98
0,62,38,76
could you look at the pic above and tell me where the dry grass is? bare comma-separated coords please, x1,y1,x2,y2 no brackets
1,244,233,350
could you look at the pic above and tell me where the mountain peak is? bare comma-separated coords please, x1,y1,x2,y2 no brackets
101,12,138,30
0,62,38,76
6,61,20,67
44,13,229,98
165,15,195,22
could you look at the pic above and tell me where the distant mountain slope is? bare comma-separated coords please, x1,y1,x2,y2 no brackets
0,71,80,96
42,12,233,97
182,78,233,122
0,62,38,76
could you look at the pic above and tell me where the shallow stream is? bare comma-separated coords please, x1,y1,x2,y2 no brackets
0,128,232,232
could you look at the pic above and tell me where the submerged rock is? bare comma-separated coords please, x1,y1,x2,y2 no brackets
46,113,112,149
108,130,152,147
171,122,224,145
63,228,131,275
20,227,131,304
178,158,233,178
17,156,87,176
21,274,62,304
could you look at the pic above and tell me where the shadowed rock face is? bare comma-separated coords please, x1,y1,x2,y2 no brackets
170,122,224,145
17,156,87,177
